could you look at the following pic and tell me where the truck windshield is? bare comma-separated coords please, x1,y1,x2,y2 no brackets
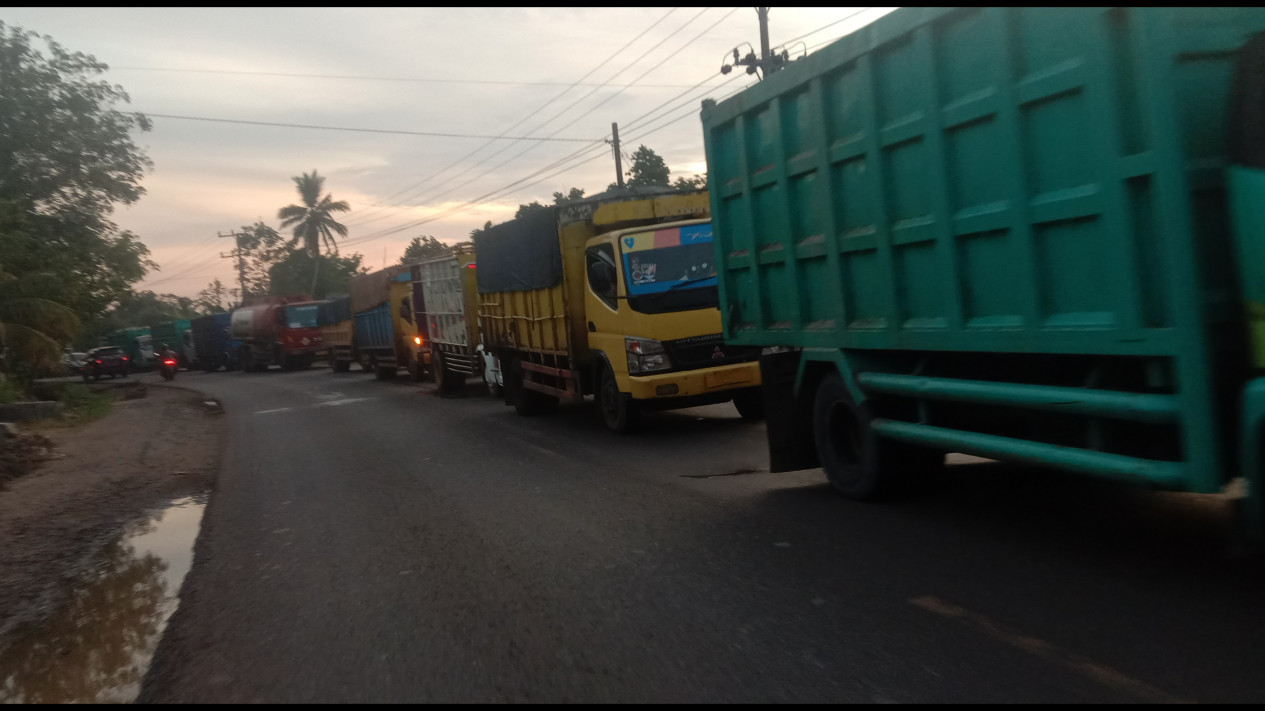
620,223,719,314
286,305,319,328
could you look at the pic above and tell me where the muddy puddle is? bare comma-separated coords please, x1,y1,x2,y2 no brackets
0,495,206,703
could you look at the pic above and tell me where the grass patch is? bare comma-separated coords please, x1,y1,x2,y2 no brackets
0,378,22,405
38,384,117,427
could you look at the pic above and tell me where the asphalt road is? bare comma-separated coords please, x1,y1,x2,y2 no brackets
135,365,1265,703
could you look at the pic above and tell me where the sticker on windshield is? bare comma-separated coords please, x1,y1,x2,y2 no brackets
620,223,716,296
630,261,657,285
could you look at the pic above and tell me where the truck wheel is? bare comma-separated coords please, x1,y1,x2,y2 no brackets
434,351,463,397
599,364,639,434
812,372,940,500
373,356,395,380
732,387,765,421
407,352,425,383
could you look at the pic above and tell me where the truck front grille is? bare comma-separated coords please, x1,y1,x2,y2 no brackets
662,334,760,371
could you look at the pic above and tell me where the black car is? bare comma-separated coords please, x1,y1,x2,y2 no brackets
82,346,131,381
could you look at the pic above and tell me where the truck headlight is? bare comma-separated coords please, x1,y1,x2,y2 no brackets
626,337,671,374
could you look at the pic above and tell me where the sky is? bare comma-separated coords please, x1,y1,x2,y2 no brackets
1,6,896,299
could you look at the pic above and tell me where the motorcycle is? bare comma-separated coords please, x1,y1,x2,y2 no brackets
158,355,178,381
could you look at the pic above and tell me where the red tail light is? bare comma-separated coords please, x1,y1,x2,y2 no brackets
94,359,102,364
465,263,476,269
163,359,176,366
122,356,129,361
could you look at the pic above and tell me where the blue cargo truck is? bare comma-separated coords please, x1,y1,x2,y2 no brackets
191,312,240,372
350,266,427,381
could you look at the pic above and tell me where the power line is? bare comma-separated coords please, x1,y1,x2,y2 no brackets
340,78,757,246
342,7,683,227
339,73,750,249
344,7,716,230
340,8,871,245
777,7,875,47
139,112,597,142
111,65,733,90
345,7,736,233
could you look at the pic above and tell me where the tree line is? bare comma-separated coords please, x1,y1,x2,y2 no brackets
0,20,707,384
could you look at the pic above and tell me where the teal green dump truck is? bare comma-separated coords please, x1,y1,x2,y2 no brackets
105,327,153,370
149,319,194,369
701,7,1265,539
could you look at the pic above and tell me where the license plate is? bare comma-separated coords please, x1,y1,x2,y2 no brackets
705,368,751,389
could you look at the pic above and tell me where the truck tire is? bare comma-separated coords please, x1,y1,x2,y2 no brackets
510,358,557,416
434,351,463,397
407,352,425,383
812,372,940,500
599,363,639,434
373,355,396,380
732,387,765,421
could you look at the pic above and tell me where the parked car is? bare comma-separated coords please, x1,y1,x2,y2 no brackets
61,351,88,375
81,346,130,381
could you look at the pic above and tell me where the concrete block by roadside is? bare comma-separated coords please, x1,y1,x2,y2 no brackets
0,401,64,423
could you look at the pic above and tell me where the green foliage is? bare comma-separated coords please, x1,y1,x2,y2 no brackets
625,145,670,188
229,222,285,300
513,187,586,222
469,220,493,239
0,376,21,404
0,22,152,217
277,170,349,257
267,249,367,300
0,267,81,378
400,235,449,264
57,383,114,422
514,200,546,219
552,187,585,205
673,173,707,192
194,278,229,315
0,22,154,375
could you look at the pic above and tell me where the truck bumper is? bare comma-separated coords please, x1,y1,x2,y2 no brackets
626,361,762,400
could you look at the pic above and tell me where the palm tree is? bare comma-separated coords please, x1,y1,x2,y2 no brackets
277,170,350,295
0,268,80,384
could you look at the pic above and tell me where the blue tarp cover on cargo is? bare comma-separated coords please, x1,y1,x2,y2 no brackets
474,206,561,294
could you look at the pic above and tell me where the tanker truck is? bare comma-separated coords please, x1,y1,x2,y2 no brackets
230,295,327,372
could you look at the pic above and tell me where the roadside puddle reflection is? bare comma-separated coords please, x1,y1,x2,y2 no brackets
0,496,205,703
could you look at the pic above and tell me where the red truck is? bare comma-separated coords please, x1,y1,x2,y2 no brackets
229,295,326,372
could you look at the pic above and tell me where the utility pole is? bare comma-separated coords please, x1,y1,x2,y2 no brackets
720,7,790,80
757,7,773,78
610,121,625,189
218,230,248,306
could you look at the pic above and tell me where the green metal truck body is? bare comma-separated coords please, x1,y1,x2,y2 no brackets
105,327,152,370
149,319,194,368
701,7,1265,537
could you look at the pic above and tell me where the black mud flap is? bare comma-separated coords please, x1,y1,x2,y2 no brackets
762,351,820,472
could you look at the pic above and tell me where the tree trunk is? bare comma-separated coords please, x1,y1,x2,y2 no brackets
309,253,321,298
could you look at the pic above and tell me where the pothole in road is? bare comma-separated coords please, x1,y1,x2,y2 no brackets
0,495,207,703
680,467,767,479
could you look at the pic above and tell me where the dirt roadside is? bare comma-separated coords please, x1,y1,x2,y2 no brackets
0,383,223,640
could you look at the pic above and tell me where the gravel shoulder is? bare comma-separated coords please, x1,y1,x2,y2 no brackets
0,383,223,640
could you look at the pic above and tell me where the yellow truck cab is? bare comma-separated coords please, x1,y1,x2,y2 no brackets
476,190,763,432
